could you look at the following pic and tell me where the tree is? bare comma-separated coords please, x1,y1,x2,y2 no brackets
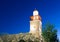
0,33,9,42
0,37,3,42
18,39,25,42
42,23,59,42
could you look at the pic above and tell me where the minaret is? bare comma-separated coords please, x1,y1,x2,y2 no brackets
29,9,42,39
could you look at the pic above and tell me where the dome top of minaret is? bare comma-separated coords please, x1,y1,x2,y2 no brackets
33,9,39,16
30,9,41,21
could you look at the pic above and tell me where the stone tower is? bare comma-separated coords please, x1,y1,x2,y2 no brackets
29,9,42,41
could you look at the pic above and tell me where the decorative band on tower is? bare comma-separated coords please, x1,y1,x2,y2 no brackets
30,9,41,21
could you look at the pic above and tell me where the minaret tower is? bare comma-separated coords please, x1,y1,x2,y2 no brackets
30,9,42,39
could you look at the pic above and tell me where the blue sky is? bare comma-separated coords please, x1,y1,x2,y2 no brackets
0,0,60,40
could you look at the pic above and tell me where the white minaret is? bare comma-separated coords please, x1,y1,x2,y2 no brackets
29,9,42,39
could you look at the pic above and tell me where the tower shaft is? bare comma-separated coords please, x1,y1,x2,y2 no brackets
29,9,42,38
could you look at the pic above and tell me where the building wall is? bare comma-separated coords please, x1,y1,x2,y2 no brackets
30,20,42,38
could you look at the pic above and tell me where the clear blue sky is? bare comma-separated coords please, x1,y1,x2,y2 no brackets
0,0,60,40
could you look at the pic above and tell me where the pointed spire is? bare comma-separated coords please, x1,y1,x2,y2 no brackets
34,8,37,11
35,8,36,10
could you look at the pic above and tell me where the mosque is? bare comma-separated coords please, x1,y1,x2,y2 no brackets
29,9,43,42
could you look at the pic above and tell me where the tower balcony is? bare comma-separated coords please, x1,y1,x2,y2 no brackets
30,15,41,21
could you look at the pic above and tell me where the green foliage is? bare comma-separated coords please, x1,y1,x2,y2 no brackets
0,33,40,42
0,23,59,42
42,23,59,42
18,33,40,42
19,39,25,42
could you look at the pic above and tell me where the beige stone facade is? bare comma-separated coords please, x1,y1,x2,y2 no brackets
30,20,40,38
